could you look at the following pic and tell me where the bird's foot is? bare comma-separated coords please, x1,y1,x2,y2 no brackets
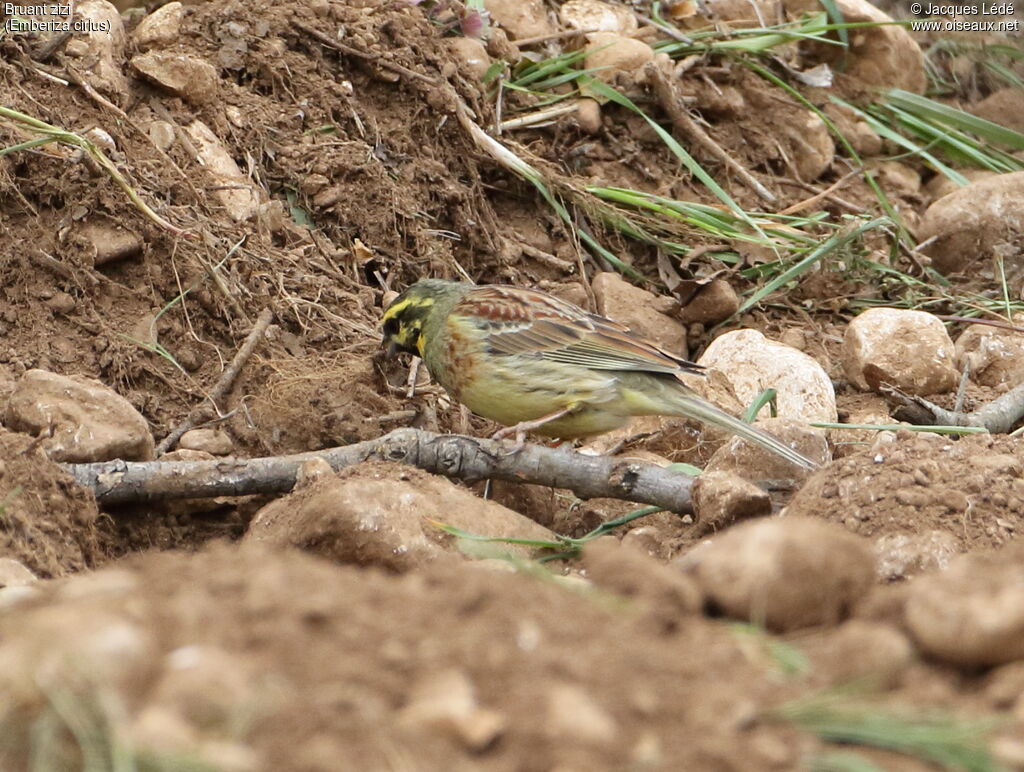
491,406,576,455
491,423,530,454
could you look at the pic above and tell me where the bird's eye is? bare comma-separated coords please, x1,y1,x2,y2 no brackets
382,316,400,338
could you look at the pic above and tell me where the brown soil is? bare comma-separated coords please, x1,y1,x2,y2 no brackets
0,0,1022,768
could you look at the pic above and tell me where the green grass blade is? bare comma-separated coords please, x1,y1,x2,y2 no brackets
886,88,1024,150
738,217,891,313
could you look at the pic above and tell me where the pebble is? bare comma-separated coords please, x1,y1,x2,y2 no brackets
5,369,155,462
676,516,875,631
842,308,957,396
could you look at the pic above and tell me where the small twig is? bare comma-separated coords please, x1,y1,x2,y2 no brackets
645,63,775,204
292,21,438,85
519,242,576,272
778,169,861,215
935,315,1024,333
952,360,971,423
31,30,73,62
635,12,694,43
777,178,861,213
28,249,74,281
62,65,129,119
66,428,696,512
882,377,1024,434
498,102,581,131
156,309,274,455
511,28,601,46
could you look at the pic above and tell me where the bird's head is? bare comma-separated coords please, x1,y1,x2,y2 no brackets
380,279,457,358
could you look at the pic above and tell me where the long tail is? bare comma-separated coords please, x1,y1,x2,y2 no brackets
665,388,819,471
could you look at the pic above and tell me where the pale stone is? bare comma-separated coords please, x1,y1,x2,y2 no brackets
842,308,957,395
698,329,837,423
5,369,154,462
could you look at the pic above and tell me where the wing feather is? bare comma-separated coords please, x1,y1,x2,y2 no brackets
453,285,702,376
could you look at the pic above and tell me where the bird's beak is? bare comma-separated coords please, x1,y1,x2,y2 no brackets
384,339,398,358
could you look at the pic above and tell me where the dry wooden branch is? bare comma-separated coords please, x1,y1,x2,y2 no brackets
883,378,1024,434
156,309,274,455
66,428,696,513
645,63,776,204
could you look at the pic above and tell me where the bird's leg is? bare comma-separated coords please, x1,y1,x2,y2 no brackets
491,405,576,453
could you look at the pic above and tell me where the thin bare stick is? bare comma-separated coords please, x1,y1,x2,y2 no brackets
156,309,274,455
952,360,971,422
66,428,696,513
645,63,775,204
499,102,580,131
778,168,861,215
512,28,601,46
883,377,1024,434
292,21,438,85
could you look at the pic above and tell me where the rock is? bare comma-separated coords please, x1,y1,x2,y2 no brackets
691,470,771,534
484,0,554,40
446,37,491,80
5,369,154,462
802,620,914,689
133,1,184,48
956,314,1024,387
560,0,638,33
584,33,655,81
246,463,558,571
581,538,701,618
178,428,233,456
592,272,687,355
677,516,875,631
698,329,837,423
575,97,602,134
923,169,998,204
677,279,739,325
0,559,37,588
702,0,781,23
147,120,177,151
842,308,957,396
784,110,834,182
74,0,129,98
783,0,925,93
705,418,830,482
875,161,921,197
875,530,960,581
546,683,617,743
971,88,1024,135
132,52,220,104
185,120,262,222
399,669,506,751
80,221,144,266
918,172,1024,275
905,543,1024,666
295,458,334,488
823,103,882,157
485,27,519,61
44,292,76,315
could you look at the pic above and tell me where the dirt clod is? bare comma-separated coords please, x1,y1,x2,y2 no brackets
5,369,154,462
246,462,557,570
691,469,772,533
905,542,1024,667
677,516,875,631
